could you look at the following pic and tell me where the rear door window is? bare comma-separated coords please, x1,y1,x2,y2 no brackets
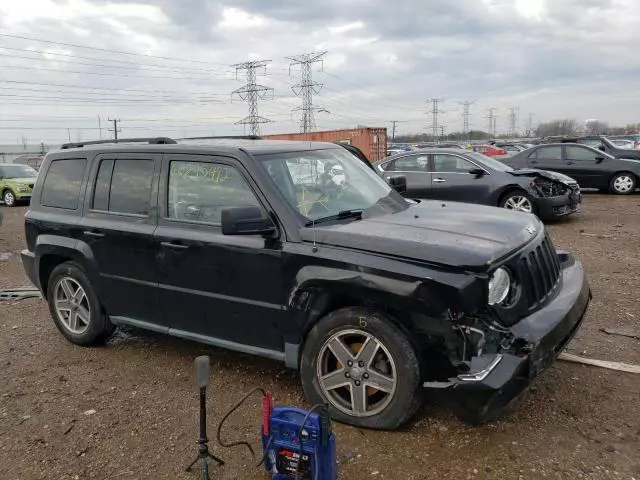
432,154,475,173
91,159,154,216
41,158,87,210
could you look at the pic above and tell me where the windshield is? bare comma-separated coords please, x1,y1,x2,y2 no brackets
465,152,514,172
258,148,408,222
0,165,38,178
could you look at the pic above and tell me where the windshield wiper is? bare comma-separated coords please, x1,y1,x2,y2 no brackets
305,209,363,226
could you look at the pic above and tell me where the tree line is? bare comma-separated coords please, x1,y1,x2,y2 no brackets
392,120,640,143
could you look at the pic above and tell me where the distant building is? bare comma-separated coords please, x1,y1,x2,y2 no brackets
0,143,53,163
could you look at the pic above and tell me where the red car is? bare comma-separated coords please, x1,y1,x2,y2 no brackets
472,144,507,157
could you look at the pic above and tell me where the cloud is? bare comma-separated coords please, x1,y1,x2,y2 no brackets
0,0,638,144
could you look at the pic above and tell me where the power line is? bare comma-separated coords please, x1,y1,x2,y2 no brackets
231,60,274,136
0,46,233,74
287,51,327,133
0,33,231,67
0,79,230,96
1,64,232,81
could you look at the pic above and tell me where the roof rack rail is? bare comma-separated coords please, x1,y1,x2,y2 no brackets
178,135,262,140
60,137,177,149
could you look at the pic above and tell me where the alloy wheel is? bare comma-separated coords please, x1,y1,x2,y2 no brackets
3,191,15,206
504,195,533,213
54,277,91,334
317,329,397,417
613,175,634,193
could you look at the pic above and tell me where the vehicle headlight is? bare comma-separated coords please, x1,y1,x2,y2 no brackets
15,183,28,192
488,267,511,305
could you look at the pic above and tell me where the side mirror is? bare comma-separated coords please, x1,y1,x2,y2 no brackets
468,168,486,176
595,156,604,163
598,146,606,152
221,206,276,236
387,175,407,194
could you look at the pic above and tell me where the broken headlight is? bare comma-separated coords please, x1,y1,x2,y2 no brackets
488,267,511,305
532,177,567,197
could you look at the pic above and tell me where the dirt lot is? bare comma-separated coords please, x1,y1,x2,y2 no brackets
1,194,639,480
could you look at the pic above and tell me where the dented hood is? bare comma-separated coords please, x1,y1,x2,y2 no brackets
302,201,541,269
509,168,577,184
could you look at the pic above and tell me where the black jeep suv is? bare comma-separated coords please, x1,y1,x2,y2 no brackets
21,137,591,429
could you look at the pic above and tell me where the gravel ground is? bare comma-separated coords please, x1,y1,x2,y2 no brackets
0,194,639,480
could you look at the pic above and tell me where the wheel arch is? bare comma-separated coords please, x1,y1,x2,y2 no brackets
35,236,101,299
285,266,485,369
496,184,533,207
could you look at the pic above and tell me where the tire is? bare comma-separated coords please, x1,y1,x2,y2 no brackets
300,307,422,430
499,190,536,214
3,189,16,207
609,172,636,195
46,261,115,346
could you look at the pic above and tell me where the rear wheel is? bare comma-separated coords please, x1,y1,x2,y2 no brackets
3,189,16,207
500,190,535,214
609,173,636,194
47,262,114,346
300,307,422,430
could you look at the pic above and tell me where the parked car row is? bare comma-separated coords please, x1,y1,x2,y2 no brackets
376,149,581,219
19,136,591,430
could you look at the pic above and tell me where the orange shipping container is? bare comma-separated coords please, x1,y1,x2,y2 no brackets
263,128,387,163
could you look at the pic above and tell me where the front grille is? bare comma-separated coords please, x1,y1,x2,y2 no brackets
517,234,561,311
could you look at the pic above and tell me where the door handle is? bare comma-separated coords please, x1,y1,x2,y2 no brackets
530,160,538,164
160,241,189,250
433,178,447,183
83,230,105,238
567,161,574,165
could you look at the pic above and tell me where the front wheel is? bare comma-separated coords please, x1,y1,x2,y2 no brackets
3,189,16,207
610,173,636,195
500,190,535,214
300,307,422,430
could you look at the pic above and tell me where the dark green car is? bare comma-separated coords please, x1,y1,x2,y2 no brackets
0,164,39,206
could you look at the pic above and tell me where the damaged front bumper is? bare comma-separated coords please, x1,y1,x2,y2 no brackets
424,255,591,424
535,191,581,219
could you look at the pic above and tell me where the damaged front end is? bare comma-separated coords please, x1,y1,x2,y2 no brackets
421,251,591,424
512,170,582,218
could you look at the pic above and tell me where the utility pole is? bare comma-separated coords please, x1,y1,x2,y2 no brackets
390,120,399,142
108,118,121,140
440,125,446,140
427,99,443,140
508,107,519,138
287,51,327,133
486,108,497,139
97,115,103,140
459,100,474,140
67,128,71,142
231,60,274,136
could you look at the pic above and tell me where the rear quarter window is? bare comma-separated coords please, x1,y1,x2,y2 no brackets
40,158,87,210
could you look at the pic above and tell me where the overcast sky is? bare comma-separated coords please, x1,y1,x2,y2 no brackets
1,0,639,144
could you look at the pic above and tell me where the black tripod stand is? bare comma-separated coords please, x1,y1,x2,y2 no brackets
186,356,224,479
